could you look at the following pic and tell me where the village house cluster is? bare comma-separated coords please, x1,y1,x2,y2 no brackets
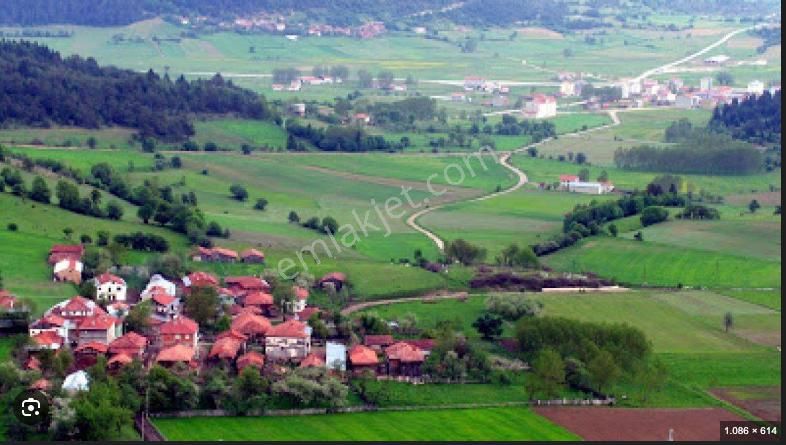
13,242,439,394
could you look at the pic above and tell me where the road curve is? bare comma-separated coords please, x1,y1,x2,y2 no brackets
405,109,624,251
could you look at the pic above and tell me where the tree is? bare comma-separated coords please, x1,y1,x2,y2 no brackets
204,142,218,152
640,206,668,226
578,168,590,182
724,311,733,332
587,350,620,395
485,294,542,321
226,367,270,415
288,211,300,223
184,286,219,327
637,358,668,402
105,201,123,220
575,152,587,164
608,223,618,237
357,69,374,88
597,170,609,182
29,176,51,203
495,244,538,268
531,348,565,399
715,71,734,86
124,300,151,333
445,239,487,265
146,365,198,412
748,199,761,213
63,227,74,240
86,136,97,149
229,184,248,201
321,216,339,235
526,147,538,157
254,198,268,211
137,202,156,224
472,313,503,340
377,71,395,89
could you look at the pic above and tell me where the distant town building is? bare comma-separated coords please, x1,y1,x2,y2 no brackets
704,54,730,64
94,273,127,302
523,94,557,119
747,80,765,95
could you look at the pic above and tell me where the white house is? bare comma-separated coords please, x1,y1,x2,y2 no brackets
700,77,713,92
53,259,83,284
265,320,312,361
523,94,557,119
567,181,614,195
560,81,576,96
142,274,177,299
675,94,701,109
747,80,765,96
326,341,347,371
93,273,127,302
704,55,730,65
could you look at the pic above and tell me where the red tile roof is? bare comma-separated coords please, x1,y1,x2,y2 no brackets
559,175,579,182
297,307,321,322
349,345,379,366
95,273,125,285
225,276,268,290
364,334,394,347
75,341,109,354
385,342,425,363
160,316,198,335
240,248,265,260
217,329,248,341
48,244,84,264
232,312,272,336
107,353,133,367
151,290,176,306
31,314,66,328
300,353,325,368
244,291,274,306
210,247,239,259
267,319,309,338
402,339,436,351
109,332,147,355
62,296,94,313
25,356,41,371
186,271,219,287
0,290,16,309
32,331,63,346
77,313,117,330
209,336,243,360
319,272,347,284
156,344,195,363
237,351,265,370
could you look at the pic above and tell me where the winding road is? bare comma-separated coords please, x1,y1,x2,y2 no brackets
403,21,771,251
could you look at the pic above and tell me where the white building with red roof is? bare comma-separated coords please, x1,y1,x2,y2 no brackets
265,320,311,361
93,273,127,302
53,258,83,285
182,271,219,289
76,313,120,345
523,94,557,119
108,331,148,358
142,274,177,299
31,330,64,350
48,244,84,265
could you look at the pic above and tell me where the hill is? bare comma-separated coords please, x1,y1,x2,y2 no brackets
0,40,275,141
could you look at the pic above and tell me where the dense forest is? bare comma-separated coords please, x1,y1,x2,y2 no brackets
709,91,781,145
0,40,274,141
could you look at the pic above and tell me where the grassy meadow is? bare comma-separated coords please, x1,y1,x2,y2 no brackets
153,407,580,441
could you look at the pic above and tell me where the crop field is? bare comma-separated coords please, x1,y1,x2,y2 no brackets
717,289,781,311
192,119,288,150
153,407,580,441
542,237,781,289
0,126,137,150
420,189,596,258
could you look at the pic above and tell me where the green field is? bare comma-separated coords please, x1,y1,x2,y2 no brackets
542,237,781,289
717,289,781,311
192,119,288,150
153,407,579,441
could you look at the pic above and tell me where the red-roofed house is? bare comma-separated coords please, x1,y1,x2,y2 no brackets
107,353,134,371
208,335,245,361
348,345,379,375
295,307,321,323
29,314,68,342
523,94,557,118
288,286,309,313
225,276,270,295
109,332,148,358
299,353,325,368
159,316,199,353
77,313,119,345
30,378,52,391
74,341,109,367
559,175,579,187
402,339,435,355
32,331,64,350
183,271,219,288
265,320,311,361
48,244,84,265
241,249,265,264
384,342,426,377
93,273,127,302
193,246,239,263
364,334,394,352
232,312,272,342
149,288,179,321
318,272,347,291
243,291,274,314
237,351,265,372
156,344,196,366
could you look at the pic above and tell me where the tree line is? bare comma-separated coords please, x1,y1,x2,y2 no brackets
286,121,391,152
0,40,275,141
708,91,781,145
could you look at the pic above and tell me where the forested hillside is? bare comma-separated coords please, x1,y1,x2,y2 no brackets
0,40,274,141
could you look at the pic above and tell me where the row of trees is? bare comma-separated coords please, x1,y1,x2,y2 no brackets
0,41,275,141
494,114,557,142
287,121,391,152
614,131,763,175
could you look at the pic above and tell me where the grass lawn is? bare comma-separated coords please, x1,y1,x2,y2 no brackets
153,407,580,441
717,289,781,311
541,237,781,289
192,119,288,150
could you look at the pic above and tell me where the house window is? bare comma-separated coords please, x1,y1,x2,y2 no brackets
175,334,181,340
